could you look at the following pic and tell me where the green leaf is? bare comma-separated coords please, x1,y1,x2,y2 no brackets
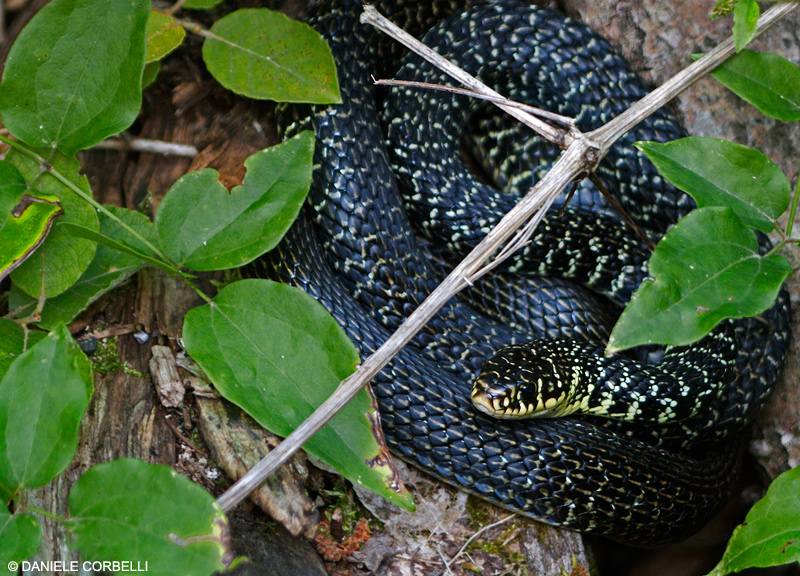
183,0,224,9
732,0,759,52
0,324,93,494
0,319,46,381
9,207,155,330
0,509,40,569
607,207,790,352
709,50,800,122
0,161,63,282
202,9,340,104
155,131,314,271
636,138,790,233
142,61,161,89
0,0,151,154
146,10,185,63
707,466,800,576
69,459,230,576
6,150,99,298
182,279,413,510
0,161,27,219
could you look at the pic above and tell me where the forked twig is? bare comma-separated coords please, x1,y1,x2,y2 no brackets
362,4,572,148
215,1,799,513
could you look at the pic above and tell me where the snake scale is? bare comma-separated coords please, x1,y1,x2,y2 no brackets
252,0,792,545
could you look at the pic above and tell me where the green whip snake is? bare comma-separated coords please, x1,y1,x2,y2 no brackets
253,0,792,545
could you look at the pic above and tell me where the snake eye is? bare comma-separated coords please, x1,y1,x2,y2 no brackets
471,346,544,419
471,361,528,418
471,379,529,418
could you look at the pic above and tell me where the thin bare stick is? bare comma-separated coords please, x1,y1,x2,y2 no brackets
445,514,516,572
374,78,576,127
558,180,583,218
92,137,198,157
215,2,797,512
469,188,560,283
436,546,456,576
361,4,571,148
589,173,657,250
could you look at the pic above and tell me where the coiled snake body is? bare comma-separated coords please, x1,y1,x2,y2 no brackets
257,0,791,545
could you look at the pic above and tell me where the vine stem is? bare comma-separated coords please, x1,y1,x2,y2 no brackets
215,1,798,512
0,134,180,270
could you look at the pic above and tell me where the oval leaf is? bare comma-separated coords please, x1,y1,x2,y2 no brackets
146,10,185,63
202,9,340,104
708,466,800,575
0,0,150,154
607,207,790,352
155,131,314,271
732,0,759,52
0,161,63,282
709,49,800,122
636,138,790,233
7,150,99,298
182,279,413,509
142,61,161,88
0,161,26,216
0,323,93,493
69,459,231,576
0,509,40,567
0,319,46,381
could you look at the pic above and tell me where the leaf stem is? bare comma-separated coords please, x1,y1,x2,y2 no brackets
764,238,788,258
185,278,214,305
786,177,800,237
174,16,219,42
16,504,66,523
0,135,180,271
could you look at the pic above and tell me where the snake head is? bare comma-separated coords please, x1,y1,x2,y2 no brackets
471,341,584,419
